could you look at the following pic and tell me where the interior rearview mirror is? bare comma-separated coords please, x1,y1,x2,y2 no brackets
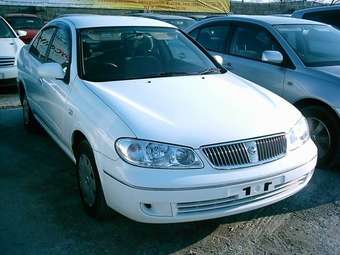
213,55,223,65
16,30,27,37
262,50,283,64
37,63,65,80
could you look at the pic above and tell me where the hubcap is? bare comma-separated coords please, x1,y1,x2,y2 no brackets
78,154,97,207
307,117,331,160
23,98,29,125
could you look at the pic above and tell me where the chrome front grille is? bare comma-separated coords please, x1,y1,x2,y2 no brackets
202,134,287,169
256,135,287,161
0,57,15,67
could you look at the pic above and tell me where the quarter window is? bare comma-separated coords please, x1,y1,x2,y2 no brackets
30,27,56,61
196,24,230,53
230,24,282,62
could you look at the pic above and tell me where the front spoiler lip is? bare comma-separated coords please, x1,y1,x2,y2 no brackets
103,155,317,191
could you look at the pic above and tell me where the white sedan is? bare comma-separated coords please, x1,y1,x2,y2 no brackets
0,16,25,87
17,15,317,223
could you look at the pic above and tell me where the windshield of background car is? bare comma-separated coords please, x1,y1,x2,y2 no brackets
6,17,44,30
79,27,219,82
0,19,15,38
164,19,195,30
275,24,340,67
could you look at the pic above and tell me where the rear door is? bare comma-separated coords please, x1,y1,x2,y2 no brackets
224,22,289,96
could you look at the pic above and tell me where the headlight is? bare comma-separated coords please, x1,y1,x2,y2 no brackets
287,117,310,151
115,138,204,169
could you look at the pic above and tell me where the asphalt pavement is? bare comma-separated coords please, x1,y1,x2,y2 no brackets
0,108,339,255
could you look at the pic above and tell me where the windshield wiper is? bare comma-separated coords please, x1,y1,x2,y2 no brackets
158,71,196,77
199,67,222,75
128,72,195,80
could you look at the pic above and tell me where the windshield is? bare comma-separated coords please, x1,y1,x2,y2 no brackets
275,24,340,67
0,18,15,38
6,16,43,30
164,19,195,30
79,27,220,82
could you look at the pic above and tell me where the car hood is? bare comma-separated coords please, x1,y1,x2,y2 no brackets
84,74,301,148
0,38,24,59
310,65,340,80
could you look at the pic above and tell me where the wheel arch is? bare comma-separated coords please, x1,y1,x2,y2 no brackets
72,130,90,161
17,80,25,104
294,98,339,120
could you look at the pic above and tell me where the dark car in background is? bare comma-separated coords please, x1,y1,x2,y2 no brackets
4,14,44,43
130,13,195,30
292,5,340,29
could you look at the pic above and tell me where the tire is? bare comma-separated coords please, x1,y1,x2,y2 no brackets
76,140,111,219
301,105,340,167
22,94,38,131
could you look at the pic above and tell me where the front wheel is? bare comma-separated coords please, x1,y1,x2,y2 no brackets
301,105,339,167
76,140,111,219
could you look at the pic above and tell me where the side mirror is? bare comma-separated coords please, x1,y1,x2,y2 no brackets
16,30,27,37
262,50,283,64
213,55,223,65
37,63,65,80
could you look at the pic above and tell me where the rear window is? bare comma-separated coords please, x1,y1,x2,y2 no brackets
164,19,195,30
303,11,340,29
6,16,44,30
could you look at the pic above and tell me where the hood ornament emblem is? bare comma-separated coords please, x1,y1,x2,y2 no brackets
244,141,259,163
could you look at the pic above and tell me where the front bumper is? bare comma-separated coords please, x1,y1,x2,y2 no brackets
0,66,17,87
98,139,317,223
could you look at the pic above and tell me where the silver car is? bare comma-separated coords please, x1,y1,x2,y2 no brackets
186,15,340,166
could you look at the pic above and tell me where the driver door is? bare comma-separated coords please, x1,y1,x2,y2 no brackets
39,25,72,145
224,22,288,96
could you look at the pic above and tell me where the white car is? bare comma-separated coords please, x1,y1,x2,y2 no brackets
0,16,25,87
17,15,317,223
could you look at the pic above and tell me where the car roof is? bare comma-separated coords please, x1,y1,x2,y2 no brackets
55,15,175,29
292,4,340,16
185,15,325,31
130,13,194,21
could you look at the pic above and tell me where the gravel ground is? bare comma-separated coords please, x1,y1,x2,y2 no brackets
0,108,339,255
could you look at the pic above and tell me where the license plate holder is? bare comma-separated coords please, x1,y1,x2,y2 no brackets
237,176,284,199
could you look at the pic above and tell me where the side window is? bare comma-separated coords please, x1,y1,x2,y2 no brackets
196,24,230,53
47,28,71,78
230,24,282,62
30,27,55,62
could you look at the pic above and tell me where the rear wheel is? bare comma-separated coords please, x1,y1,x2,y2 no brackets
22,94,38,130
301,105,339,167
76,140,111,219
